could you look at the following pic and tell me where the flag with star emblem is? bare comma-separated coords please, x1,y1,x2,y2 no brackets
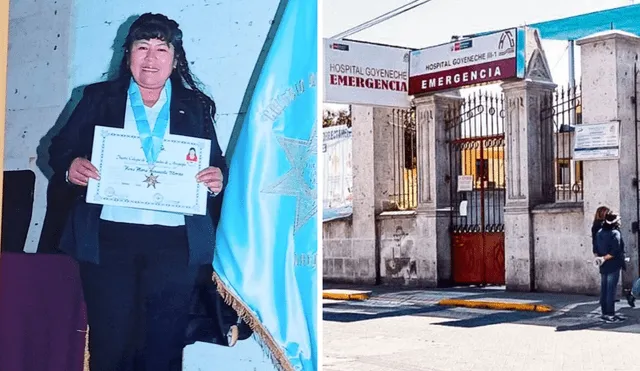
212,0,317,370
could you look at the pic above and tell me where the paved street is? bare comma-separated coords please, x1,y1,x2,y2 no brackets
323,287,640,371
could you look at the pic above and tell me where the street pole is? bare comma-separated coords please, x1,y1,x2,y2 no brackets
568,40,575,90
568,40,576,126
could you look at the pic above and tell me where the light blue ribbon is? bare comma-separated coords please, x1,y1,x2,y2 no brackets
128,78,172,168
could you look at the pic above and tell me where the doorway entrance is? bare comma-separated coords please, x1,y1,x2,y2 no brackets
445,92,506,285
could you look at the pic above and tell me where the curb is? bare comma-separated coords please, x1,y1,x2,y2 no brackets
438,299,554,313
323,289,371,301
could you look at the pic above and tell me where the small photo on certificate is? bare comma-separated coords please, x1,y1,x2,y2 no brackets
86,125,211,215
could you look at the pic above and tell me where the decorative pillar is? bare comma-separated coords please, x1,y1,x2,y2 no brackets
348,105,397,284
501,78,556,291
577,31,640,292
413,93,462,286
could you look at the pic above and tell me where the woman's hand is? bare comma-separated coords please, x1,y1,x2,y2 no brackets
196,166,223,194
603,254,614,261
68,157,100,186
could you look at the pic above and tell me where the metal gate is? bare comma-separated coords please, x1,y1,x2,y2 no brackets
445,92,506,286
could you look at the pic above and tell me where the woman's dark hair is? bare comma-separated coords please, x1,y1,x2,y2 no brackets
189,147,196,153
118,13,216,130
593,206,611,222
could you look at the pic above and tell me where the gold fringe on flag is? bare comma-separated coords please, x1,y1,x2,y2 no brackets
212,271,295,371
83,326,90,371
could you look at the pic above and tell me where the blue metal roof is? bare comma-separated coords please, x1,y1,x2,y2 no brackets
464,4,640,41
528,4,640,40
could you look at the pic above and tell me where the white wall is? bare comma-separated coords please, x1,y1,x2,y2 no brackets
6,0,74,252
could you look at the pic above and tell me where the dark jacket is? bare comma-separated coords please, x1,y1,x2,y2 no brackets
591,221,603,255
596,227,625,274
48,78,228,265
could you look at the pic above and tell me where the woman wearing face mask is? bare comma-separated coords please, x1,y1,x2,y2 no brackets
49,13,229,371
595,213,626,323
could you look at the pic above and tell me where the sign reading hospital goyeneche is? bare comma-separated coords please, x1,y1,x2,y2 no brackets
408,28,525,95
324,38,412,108
573,122,621,160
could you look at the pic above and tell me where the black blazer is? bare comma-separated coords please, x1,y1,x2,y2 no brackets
49,78,228,265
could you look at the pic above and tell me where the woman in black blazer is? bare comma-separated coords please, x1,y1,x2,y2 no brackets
49,13,229,371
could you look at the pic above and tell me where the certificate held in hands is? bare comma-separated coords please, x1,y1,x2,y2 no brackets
86,125,211,215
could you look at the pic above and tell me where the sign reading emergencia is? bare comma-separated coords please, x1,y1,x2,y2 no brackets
323,38,412,108
408,28,526,95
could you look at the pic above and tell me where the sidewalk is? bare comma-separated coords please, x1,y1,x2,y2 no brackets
322,283,639,317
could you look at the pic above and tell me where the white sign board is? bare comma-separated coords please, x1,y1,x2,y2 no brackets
459,200,469,217
409,28,523,95
457,175,474,192
324,38,412,108
573,122,621,160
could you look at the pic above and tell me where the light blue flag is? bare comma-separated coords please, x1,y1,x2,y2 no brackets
212,0,317,370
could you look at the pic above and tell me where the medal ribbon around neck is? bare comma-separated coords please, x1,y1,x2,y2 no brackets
128,78,172,170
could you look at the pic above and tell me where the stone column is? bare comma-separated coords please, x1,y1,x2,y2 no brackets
349,105,396,284
501,79,556,291
577,31,640,291
412,93,462,286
